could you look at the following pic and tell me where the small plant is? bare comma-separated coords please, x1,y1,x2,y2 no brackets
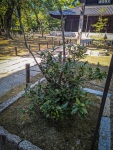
25,45,106,120
92,17,108,34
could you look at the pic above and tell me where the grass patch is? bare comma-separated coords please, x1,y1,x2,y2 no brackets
0,37,10,45
0,35,56,59
81,55,111,67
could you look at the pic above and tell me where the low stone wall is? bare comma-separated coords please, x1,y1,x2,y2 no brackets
50,31,113,40
50,31,76,37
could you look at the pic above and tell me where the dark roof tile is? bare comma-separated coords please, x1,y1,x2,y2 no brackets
49,5,113,16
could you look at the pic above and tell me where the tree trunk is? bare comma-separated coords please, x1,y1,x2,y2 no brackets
31,6,40,31
77,0,86,44
4,1,15,39
59,8,65,63
0,15,4,29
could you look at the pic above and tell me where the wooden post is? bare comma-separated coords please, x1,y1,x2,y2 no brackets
89,41,92,45
38,43,40,51
52,37,54,46
68,49,71,58
59,40,60,46
74,46,77,52
28,45,30,53
15,47,18,56
26,64,30,86
47,42,48,49
52,46,54,51
67,39,68,44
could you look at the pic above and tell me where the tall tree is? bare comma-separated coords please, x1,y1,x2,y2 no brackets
0,1,6,29
29,0,41,31
3,0,16,39
42,0,78,62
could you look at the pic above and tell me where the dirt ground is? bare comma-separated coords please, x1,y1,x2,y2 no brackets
0,34,113,150
0,92,100,150
0,33,77,59
0,34,55,58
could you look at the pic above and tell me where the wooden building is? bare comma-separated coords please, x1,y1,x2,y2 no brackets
49,0,113,33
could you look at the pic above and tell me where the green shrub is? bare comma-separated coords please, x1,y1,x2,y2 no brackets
25,45,106,120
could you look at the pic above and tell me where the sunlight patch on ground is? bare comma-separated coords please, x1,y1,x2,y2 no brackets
81,55,111,67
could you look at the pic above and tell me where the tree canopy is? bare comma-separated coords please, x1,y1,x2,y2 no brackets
0,0,80,38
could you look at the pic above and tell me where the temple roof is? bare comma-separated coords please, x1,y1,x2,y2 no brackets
49,5,113,16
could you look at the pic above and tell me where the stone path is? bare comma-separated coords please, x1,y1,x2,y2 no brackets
0,78,45,113
0,38,93,97
0,46,63,97
0,56,41,97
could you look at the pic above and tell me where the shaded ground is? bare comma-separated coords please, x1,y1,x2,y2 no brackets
0,93,100,150
0,34,54,58
0,34,113,150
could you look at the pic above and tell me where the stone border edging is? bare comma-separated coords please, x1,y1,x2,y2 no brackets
0,126,42,150
0,78,45,113
83,88,111,97
0,84,111,150
98,96,111,150
84,88,111,150
0,91,24,113
98,117,111,150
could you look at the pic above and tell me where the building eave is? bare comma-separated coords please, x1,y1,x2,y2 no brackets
49,5,113,17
